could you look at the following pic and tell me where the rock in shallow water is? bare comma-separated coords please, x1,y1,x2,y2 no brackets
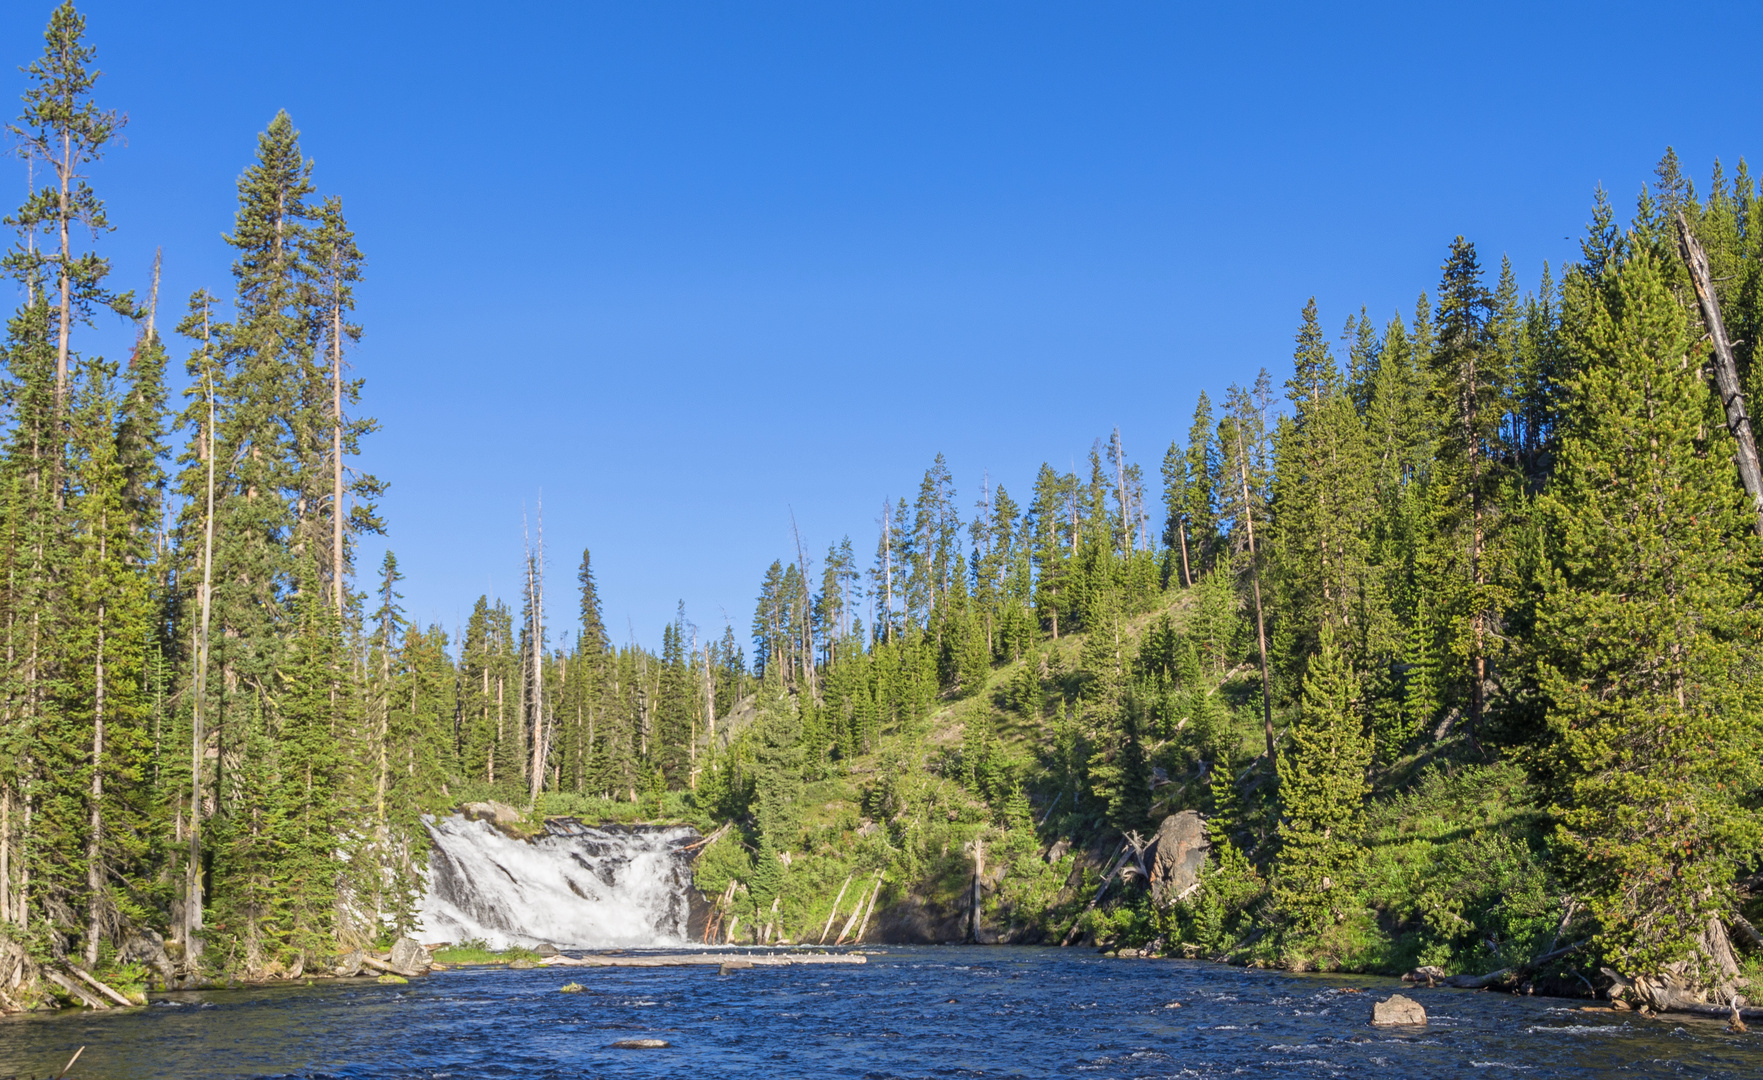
611,1039,670,1049
1370,993,1427,1026
389,937,431,975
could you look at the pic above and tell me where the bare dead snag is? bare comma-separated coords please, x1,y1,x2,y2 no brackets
1675,210,1763,536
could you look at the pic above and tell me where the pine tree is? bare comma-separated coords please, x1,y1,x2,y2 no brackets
1538,246,1763,976
1428,237,1510,746
1273,625,1370,938
1272,298,1374,679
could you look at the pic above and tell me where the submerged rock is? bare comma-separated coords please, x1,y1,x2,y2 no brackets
559,982,584,993
1370,993,1427,1026
611,1039,670,1049
1149,811,1209,906
376,974,408,986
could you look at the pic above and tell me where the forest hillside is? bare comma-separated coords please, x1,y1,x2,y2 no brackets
2,2,1762,1015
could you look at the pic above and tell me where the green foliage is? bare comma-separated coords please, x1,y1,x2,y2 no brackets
2,14,1760,1002
1273,627,1371,938
1536,246,1763,977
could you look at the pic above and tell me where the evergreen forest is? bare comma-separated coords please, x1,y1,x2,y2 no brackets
4,3,1763,1008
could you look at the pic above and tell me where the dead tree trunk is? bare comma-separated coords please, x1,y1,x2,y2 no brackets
187,315,218,956
1675,210,1763,536
1231,425,1276,760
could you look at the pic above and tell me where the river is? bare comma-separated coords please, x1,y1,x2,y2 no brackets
2,946,1758,1079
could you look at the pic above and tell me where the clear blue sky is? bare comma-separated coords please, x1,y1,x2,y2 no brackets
4,1,1760,654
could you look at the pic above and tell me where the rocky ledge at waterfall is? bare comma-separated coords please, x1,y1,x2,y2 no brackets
417,812,704,951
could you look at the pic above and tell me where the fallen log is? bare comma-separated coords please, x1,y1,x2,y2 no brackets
539,951,866,968
68,966,136,1007
1060,841,1132,947
41,969,108,1010
676,821,733,853
359,954,424,976
818,874,854,945
853,874,884,943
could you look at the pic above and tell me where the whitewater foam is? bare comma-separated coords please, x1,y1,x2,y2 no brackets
417,814,698,949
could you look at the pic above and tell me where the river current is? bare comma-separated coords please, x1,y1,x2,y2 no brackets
2,946,1759,1079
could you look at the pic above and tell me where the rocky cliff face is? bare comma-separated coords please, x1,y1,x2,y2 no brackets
1149,810,1209,907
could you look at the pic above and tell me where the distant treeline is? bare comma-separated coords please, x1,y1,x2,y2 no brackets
2,0,1761,998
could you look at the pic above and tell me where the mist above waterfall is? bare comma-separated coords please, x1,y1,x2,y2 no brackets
418,815,699,949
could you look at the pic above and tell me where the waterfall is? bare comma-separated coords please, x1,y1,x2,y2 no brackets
417,815,700,950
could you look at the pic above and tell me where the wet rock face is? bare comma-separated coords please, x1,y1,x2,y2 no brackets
389,937,432,975
1370,993,1427,1026
1149,811,1210,907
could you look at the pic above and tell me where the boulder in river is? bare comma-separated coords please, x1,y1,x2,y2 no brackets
1149,810,1209,906
334,950,365,977
536,943,560,957
389,936,431,975
1370,993,1427,1026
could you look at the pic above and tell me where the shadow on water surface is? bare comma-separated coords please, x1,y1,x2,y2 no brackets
1,946,1759,1079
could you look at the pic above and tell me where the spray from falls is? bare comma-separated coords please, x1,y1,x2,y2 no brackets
418,816,700,950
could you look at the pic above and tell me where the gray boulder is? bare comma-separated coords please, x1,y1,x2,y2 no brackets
335,950,365,977
1370,993,1427,1026
460,800,524,826
389,936,431,975
117,929,176,988
1149,810,1210,906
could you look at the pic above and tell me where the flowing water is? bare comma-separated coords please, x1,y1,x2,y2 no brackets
3,949,1762,1078
416,816,699,950
5,818,1762,1078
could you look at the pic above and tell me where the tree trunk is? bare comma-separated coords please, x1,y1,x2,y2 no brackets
1675,210,1763,536
188,343,218,954
819,874,853,944
86,529,106,966
1233,427,1276,760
